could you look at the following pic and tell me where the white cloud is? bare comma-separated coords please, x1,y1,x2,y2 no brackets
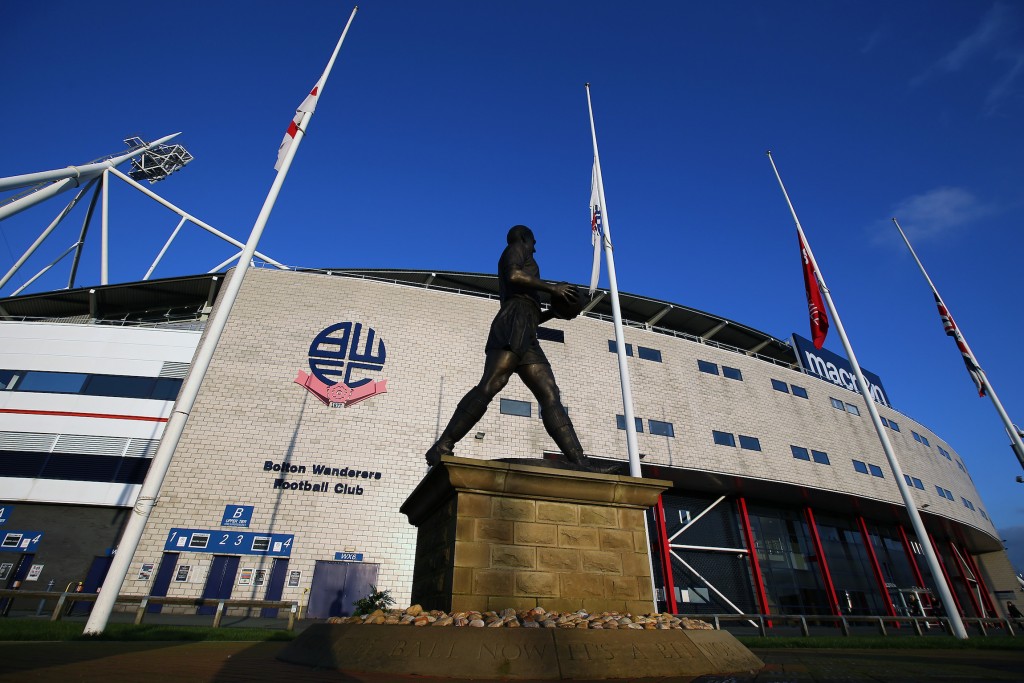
872,187,993,247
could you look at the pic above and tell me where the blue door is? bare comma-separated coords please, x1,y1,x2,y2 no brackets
198,555,239,615
306,561,378,619
260,558,289,618
70,555,114,615
147,552,179,613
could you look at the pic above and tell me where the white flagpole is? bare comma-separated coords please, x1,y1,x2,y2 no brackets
83,6,358,635
586,84,641,479
767,152,968,640
893,218,1024,470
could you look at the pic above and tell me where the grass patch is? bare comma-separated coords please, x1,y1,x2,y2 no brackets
737,635,1024,650
0,619,295,642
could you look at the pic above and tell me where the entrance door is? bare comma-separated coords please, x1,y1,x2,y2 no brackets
0,554,34,615
260,558,289,618
70,555,114,615
198,555,240,615
147,552,179,613
306,561,379,619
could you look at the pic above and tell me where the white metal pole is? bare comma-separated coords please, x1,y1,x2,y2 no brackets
12,241,79,295
209,251,243,273
100,169,109,285
767,151,968,640
893,218,1024,470
107,167,288,270
0,178,98,291
84,6,358,636
586,84,641,479
0,133,180,221
144,217,188,280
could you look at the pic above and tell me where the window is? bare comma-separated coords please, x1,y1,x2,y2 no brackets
912,477,924,490
830,397,844,410
713,431,736,447
698,360,719,375
648,420,674,437
18,371,88,393
956,460,966,472
791,385,808,399
938,445,952,461
811,450,830,465
0,369,182,400
616,415,643,432
920,435,930,447
771,379,789,393
961,498,975,511
500,398,531,417
853,460,869,474
791,445,811,461
935,486,954,501
904,474,913,486
912,431,930,447
0,370,20,390
888,419,901,432
722,366,742,381
738,435,761,451
912,431,921,443
536,327,565,343
880,416,890,427
868,464,884,478
637,346,662,362
608,340,634,356
980,508,988,520
845,403,860,416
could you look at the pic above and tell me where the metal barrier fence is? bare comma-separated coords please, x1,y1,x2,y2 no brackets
682,612,1018,638
0,589,299,631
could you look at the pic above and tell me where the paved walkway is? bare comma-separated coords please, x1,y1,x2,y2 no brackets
0,642,1021,682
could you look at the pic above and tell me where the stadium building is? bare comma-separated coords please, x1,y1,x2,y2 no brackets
2,266,1019,624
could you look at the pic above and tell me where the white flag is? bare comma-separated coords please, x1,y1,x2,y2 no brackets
275,85,319,171
589,161,603,295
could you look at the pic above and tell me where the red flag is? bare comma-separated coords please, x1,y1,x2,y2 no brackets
275,85,319,171
934,293,986,397
799,231,829,348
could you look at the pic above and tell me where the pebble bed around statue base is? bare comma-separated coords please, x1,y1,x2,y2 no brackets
277,622,763,680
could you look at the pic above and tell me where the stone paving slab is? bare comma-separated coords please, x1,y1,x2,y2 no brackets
0,642,1022,682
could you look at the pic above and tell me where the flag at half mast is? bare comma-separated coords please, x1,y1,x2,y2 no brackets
799,230,829,348
275,85,319,171
589,161,603,295
934,292,986,397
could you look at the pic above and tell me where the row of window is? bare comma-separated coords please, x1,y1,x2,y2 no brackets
852,459,884,478
698,360,742,381
830,397,860,416
616,415,675,437
792,445,831,465
771,379,809,398
903,474,925,490
911,430,931,448
608,341,662,363
0,369,182,401
879,416,901,432
935,486,954,501
712,431,761,451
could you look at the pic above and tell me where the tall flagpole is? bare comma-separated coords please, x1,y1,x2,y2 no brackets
84,6,359,635
893,218,1024,470
767,152,968,640
585,84,641,479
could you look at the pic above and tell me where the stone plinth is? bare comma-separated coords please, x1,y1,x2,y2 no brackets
399,456,671,614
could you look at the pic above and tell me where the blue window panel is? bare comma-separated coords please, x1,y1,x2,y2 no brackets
912,431,922,443
713,431,736,447
904,474,913,486
536,327,565,343
880,416,890,427
811,450,830,465
912,477,924,490
845,403,860,416
722,366,742,381
830,398,844,410
698,360,719,375
0,370,20,390
791,385,808,399
853,460,869,474
499,398,531,417
980,508,988,520
608,341,634,356
738,435,761,451
935,485,944,497
771,379,789,393
648,420,674,437
921,435,931,448
18,371,88,394
616,415,643,432
888,420,901,432
791,446,811,461
868,464,884,478
637,346,662,362
945,489,955,501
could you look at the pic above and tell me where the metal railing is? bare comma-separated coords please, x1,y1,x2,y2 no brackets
681,612,1018,638
0,589,299,630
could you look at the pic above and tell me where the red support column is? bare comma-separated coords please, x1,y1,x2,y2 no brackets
957,541,996,617
804,506,842,616
855,516,897,617
736,496,770,621
928,533,965,618
897,525,934,611
654,496,678,614
948,540,983,618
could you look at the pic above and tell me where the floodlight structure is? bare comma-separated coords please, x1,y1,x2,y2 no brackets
0,135,287,297
125,136,194,183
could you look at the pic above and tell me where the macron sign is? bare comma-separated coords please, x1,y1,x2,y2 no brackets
791,333,891,407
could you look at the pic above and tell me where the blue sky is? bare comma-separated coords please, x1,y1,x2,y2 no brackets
2,2,1023,570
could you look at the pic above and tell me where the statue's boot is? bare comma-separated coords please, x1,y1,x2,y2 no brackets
425,387,490,466
542,404,622,474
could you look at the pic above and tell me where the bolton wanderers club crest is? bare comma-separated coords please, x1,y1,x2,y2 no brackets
293,322,388,408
